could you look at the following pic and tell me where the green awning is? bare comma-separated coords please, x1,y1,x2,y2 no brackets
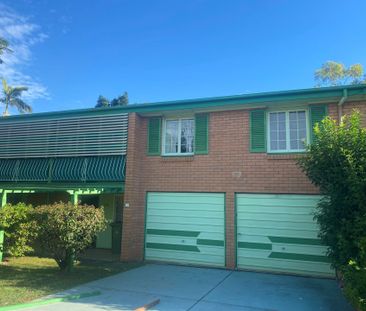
0,156,125,183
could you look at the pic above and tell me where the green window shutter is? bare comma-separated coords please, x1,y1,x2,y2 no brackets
195,114,209,154
250,110,266,153
147,117,161,155
310,105,328,142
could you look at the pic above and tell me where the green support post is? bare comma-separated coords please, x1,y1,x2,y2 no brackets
0,191,8,262
1,191,7,208
67,191,79,206
73,192,78,205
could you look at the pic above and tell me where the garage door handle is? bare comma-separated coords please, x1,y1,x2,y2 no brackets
181,240,185,243
238,233,242,236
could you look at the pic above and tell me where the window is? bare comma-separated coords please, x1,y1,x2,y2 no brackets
163,118,194,155
268,110,308,152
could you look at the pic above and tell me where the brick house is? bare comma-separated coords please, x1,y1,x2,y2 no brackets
121,84,366,277
1,84,366,276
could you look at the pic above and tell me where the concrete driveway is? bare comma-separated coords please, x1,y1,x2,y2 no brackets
26,264,352,311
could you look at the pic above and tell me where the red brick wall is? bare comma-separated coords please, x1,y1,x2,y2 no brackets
121,101,365,267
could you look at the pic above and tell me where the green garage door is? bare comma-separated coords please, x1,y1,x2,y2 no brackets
145,192,225,267
236,194,333,277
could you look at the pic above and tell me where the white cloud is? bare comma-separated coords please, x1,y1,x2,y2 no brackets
0,4,49,102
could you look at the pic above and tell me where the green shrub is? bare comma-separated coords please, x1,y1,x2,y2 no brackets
342,261,366,311
0,203,37,257
33,202,106,271
298,111,366,268
298,111,366,310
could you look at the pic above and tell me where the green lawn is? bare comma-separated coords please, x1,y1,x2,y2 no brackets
0,256,141,307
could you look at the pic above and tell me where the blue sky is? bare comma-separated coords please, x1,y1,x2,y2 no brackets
0,0,366,113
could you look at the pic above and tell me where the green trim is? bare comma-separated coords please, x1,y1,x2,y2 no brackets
0,230,4,262
250,110,266,153
143,192,148,261
269,252,331,263
269,236,323,246
0,191,6,262
1,85,365,122
194,113,209,155
146,242,200,252
224,192,226,268
146,229,200,237
0,182,124,192
147,117,162,156
234,193,237,268
197,239,225,247
0,291,101,311
1,191,7,208
310,104,328,142
129,84,366,114
238,241,272,250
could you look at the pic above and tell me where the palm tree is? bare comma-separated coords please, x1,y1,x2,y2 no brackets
1,79,32,116
0,37,12,64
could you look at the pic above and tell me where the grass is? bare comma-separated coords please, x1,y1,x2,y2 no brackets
0,256,141,307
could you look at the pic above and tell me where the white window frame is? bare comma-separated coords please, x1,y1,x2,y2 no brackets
162,117,195,156
267,109,309,153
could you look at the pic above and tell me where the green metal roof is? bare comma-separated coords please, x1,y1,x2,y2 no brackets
1,84,365,121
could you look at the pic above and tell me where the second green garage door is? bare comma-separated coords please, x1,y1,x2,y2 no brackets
145,192,225,267
236,194,333,277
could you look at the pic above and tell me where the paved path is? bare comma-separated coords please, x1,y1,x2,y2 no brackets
26,264,353,311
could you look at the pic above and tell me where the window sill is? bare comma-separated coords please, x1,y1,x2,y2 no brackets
267,152,306,160
161,154,194,157
161,155,194,162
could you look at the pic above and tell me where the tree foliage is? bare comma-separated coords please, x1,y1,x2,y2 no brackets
0,37,12,64
33,202,106,271
110,92,129,106
1,79,32,116
95,92,128,108
0,203,37,257
95,95,110,108
315,61,366,86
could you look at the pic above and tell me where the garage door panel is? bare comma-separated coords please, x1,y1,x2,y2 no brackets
272,244,328,256
237,257,333,276
238,220,318,231
145,192,225,267
146,233,224,245
148,209,223,218
238,212,315,222
236,195,320,207
148,193,224,205
147,216,224,226
236,193,333,277
147,223,224,234
237,227,320,239
239,206,315,215
146,249,224,266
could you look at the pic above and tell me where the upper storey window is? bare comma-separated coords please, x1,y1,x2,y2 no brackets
163,118,194,155
268,110,308,152
147,114,209,156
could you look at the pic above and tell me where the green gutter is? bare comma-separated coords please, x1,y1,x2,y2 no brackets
1,84,366,121
0,182,124,192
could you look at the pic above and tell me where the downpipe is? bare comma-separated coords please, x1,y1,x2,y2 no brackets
338,88,348,122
